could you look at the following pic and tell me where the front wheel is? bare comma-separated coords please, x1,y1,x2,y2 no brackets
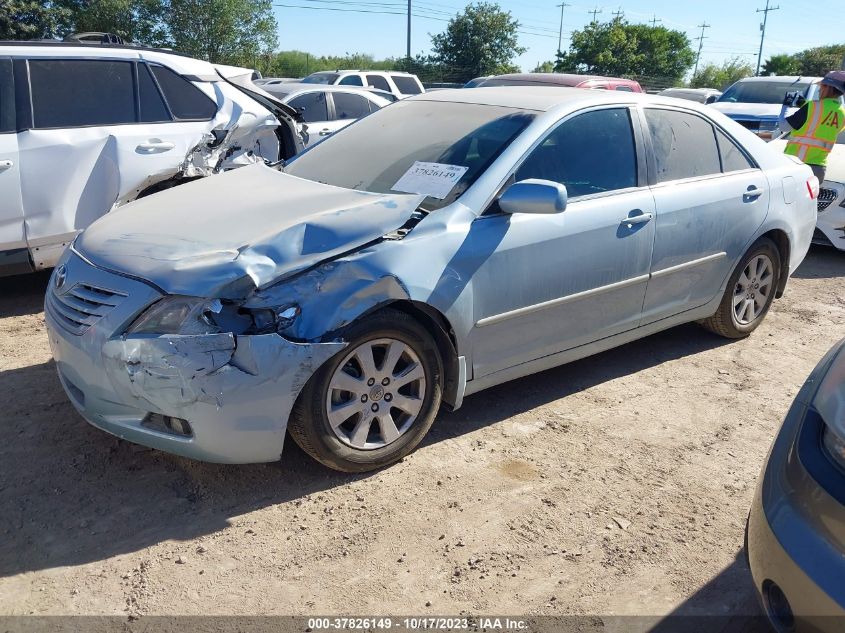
700,237,781,339
288,308,443,472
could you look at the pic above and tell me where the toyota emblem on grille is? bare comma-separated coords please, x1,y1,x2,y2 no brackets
54,265,67,290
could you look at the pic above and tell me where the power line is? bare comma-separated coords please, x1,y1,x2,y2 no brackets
755,0,780,75
556,1,571,55
693,22,710,76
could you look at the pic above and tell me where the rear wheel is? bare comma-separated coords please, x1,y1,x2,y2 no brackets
700,237,780,338
288,308,443,472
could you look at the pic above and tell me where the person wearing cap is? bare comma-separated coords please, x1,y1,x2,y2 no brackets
780,70,845,183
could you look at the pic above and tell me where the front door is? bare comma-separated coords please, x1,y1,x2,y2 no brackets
639,107,771,323
468,106,656,378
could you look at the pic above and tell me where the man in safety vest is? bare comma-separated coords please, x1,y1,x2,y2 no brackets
781,70,845,183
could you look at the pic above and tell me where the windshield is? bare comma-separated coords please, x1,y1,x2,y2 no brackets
301,72,338,85
285,100,535,211
718,80,813,104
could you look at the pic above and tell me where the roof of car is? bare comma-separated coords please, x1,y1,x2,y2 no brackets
484,72,639,86
412,86,685,112
0,41,245,78
734,75,822,83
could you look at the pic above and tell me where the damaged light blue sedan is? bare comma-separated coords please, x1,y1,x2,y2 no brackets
45,88,818,472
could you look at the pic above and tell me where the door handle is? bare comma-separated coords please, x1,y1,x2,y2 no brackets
743,186,764,202
620,212,653,228
318,129,332,136
0,159,12,172
136,140,175,153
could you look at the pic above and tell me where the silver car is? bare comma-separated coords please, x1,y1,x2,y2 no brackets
45,88,818,471
748,337,845,631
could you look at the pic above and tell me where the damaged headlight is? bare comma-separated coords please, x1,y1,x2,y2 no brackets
127,296,225,335
126,296,300,336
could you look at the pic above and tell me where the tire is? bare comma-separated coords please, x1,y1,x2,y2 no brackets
288,308,443,472
700,237,781,339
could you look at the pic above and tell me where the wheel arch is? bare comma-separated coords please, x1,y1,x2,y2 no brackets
758,228,791,298
381,300,464,411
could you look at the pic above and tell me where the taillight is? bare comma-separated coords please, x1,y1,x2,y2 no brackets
806,176,819,200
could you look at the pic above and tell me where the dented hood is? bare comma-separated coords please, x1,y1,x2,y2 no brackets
76,165,424,298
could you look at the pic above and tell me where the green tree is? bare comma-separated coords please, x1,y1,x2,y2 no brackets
690,57,754,90
53,0,168,44
429,2,526,83
554,17,694,82
0,0,67,39
761,53,800,76
167,0,278,65
532,60,554,73
794,44,845,76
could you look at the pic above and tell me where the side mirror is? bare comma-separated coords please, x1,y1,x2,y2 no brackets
498,179,568,215
705,95,718,104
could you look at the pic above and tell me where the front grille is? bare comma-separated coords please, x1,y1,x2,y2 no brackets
818,187,837,212
46,282,127,335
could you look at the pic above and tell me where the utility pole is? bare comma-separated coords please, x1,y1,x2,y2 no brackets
406,0,411,67
556,1,570,55
611,7,623,20
693,22,710,77
588,7,602,23
755,0,780,75
650,14,662,28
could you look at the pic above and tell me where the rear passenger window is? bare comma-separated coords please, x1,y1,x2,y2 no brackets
338,75,363,86
0,59,13,133
391,75,422,95
288,92,328,123
29,59,135,128
332,93,369,120
516,108,637,197
645,109,721,182
138,64,171,123
150,65,216,120
615,86,634,92
366,75,391,92
716,128,754,172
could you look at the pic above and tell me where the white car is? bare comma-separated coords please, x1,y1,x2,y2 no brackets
710,76,820,140
771,133,845,249
0,41,305,276
299,70,424,99
263,84,391,146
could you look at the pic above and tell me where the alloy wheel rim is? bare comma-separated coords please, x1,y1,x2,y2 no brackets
325,337,427,450
733,254,774,325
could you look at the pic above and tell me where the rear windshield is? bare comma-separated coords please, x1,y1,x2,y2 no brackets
301,72,339,85
285,100,534,211
718,80,813,104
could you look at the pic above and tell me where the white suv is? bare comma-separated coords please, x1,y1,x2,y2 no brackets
0,41,305,276
300,70,424,99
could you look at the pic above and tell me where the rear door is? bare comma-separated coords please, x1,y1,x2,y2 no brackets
329,91,372,132
0,57,27,273
18,57,214,268
287,91,336,145
639,106,770,323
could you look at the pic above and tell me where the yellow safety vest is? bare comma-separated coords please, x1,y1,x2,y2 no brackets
784,98,845,166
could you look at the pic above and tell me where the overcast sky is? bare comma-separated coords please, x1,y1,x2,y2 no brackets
273,0,841,74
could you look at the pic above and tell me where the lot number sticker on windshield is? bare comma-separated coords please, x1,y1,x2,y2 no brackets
392,161,469,199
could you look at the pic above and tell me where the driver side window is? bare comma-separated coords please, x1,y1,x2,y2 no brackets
516,108,637,198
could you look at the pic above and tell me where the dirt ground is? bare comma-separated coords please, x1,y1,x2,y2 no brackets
0,246,843,626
